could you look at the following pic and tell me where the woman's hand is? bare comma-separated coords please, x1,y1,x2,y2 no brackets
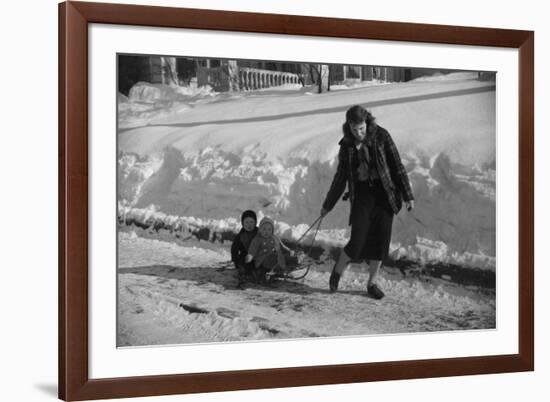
405,200,415,211
245,254,253,263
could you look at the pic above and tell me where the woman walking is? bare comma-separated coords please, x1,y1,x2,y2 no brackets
321,105,415,299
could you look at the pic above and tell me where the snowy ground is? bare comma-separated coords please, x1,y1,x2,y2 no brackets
117,72,496,346
117,230,495,347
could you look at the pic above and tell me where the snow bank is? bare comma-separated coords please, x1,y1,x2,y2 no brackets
128,81,217,103
118,152,164,205
117,76,496,271
254,83,303,92
330,79,389,91
117,144,495,267
119,197,495,271
118,82,219,129
389,237,495,270
410,71,480,83
118,92,129,103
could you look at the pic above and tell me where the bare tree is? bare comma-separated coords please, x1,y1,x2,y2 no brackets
302,63,330,93
161,57,178,86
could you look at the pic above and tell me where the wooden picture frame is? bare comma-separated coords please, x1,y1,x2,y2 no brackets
59,1,534,400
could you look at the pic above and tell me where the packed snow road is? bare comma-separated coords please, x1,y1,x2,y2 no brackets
117,232,495,347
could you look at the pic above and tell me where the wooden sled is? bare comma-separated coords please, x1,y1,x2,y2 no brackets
265,216,324,281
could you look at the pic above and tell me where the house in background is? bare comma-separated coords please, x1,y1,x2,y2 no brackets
118,55,495,95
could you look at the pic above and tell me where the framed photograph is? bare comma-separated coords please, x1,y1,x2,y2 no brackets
59,1,534,400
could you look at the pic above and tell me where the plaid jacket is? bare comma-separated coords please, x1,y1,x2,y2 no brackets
322,125,414,217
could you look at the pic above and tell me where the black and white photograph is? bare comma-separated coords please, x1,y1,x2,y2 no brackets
116,54,496,347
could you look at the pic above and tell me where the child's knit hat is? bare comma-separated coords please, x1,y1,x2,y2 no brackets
241,210,257,224
259,216,274,230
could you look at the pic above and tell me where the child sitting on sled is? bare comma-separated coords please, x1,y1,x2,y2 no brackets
230,210,258,287
245,217,298,283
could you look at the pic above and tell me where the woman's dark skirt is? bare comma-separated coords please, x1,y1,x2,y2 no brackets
344,180,394,261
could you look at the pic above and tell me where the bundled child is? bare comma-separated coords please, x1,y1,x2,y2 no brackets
245,217,296,283
230,210,258,288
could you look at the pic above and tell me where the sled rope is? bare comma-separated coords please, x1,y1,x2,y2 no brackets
282,215,324,280
295,215,323,246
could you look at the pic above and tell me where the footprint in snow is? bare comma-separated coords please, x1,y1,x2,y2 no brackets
251,316,281,336
216,307,240,319
179,303,209,314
